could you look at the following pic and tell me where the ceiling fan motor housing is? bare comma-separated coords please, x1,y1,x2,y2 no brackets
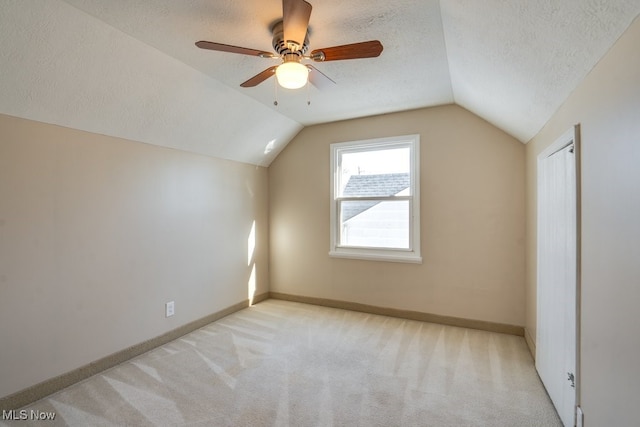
272,20,309,57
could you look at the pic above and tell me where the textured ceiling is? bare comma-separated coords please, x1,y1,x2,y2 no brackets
1,0,639,166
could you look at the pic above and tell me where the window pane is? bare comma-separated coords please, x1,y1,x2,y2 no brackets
338,147,410,197
329,135,420,262
339,200,410,249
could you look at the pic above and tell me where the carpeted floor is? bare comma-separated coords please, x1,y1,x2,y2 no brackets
2,300,562,426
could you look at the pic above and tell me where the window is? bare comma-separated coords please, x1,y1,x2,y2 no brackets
329,135,421,263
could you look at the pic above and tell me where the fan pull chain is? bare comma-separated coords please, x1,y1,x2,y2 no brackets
273,77,279,107
307,80,311,106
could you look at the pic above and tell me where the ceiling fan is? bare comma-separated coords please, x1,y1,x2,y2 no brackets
195,0,383,90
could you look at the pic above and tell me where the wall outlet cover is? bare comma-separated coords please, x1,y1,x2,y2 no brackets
165,301,175,317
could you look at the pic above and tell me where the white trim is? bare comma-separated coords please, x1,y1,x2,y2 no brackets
329,134,421,263
329,250,423,264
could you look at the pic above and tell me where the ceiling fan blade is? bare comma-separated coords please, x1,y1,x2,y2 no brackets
282,0,312,50
240,66,277,87
310,40,383,62
307,65,336,90
195,41,275,58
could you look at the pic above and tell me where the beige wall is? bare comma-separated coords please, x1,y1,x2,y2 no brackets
269,105,525,326
525,16,640,426
0,114,269,399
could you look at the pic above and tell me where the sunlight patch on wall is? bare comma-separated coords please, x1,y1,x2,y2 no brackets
247,221,256,266
247,220,257,305
248,264,257,306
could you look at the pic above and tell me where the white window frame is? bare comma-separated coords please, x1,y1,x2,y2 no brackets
329,134,421,263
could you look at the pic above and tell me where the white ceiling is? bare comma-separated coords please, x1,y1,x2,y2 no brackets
1,0,639,166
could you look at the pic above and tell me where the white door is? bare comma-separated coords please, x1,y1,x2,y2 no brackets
536,126,579,427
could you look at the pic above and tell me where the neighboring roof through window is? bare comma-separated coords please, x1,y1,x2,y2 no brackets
341,173,410,221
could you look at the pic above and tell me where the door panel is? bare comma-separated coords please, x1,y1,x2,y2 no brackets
536,128,579,427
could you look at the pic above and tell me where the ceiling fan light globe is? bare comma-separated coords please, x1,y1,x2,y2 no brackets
276,62,309,89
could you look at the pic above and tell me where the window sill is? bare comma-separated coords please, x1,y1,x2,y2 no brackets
329,250,422,264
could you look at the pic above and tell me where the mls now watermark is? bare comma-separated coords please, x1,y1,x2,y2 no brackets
2,409,56,421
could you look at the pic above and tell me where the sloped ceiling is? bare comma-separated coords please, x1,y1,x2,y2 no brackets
1,0,639,166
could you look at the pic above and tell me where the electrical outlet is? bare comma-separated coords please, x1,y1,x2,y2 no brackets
165,301,175,317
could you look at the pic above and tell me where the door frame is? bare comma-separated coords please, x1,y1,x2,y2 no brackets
536,124,582,425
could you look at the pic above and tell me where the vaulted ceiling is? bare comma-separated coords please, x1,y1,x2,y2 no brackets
1,1,639,166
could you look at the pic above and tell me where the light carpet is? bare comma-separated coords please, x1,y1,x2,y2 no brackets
2,299,562,426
